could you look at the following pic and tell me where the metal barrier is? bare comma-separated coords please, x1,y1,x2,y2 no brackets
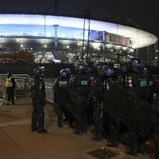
44,78,56,103
0,74,32,90
0,63,74,78
0,74,56,103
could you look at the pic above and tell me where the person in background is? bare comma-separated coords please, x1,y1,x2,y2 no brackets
5,72,16,105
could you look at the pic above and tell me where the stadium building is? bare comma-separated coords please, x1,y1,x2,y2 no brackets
0,1,158,64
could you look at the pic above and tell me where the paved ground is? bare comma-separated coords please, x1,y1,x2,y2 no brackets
0,97,156,159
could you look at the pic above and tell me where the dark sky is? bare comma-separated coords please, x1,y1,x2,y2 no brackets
0,0,158,37
103,0,158,36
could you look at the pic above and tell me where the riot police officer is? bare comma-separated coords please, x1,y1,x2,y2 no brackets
69,61,92,135
124,58,147,155
126,58,149,99
88,75,104,141
103,66,121,147
54,68,74,128
146,81,159,159
154,84,159,159
31,66,47,133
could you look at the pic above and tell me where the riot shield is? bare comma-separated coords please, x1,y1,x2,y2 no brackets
103,83,155,138
60,87,81,122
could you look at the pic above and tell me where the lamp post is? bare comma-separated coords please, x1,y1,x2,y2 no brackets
85,10,91,64
81,18,85,62
86,18,90,64
82,9,91,63
53,24,59,50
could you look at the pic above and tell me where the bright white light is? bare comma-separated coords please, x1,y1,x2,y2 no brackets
0,14,157,49
91,43,101,49
129,48,134,52
53,59,61,63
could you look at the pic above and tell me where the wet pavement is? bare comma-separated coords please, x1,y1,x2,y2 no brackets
0,97,156,159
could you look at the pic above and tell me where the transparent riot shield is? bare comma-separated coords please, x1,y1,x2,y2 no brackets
62,87,81,122
103,83,155,138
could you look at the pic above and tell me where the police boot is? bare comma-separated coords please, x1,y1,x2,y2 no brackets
73,122,83,135
126,149,139,156
107,141,119,147
138,144,146,155
73,129,83,135
31,114,37,132
155,154,159,159
73,128,83,135
126,144,139,156
37,113,47,133
68,121,75,128
127,130,139,156
91,136,103,142
107,126,119,147
126,143,139,156
107,137,119,147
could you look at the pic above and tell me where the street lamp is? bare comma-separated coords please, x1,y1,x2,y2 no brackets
52,24,59,49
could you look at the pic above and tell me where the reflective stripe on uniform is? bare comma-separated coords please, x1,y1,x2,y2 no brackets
6,77,13,87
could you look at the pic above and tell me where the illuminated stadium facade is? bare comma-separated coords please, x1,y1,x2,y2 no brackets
0,14,158,63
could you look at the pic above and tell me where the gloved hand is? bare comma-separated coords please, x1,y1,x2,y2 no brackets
53,102,58,114
42,98,46,105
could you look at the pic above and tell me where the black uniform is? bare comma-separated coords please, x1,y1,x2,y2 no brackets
70,71,92,135
154,94,159,159
123,59,149,155
104,75,121,147
54,72,72,127
88,76,104,141
31,67,47,133
146,81,159,159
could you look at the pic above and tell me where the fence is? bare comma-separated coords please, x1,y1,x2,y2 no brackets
0,63,74,78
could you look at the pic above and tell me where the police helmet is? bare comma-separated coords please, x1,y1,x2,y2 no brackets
78,64,85,71
96,64,102,73
60,69,68,78
86,66,93,74
74,61,80,70
33,66,45,76
96,63,109,76
65,68,71,74
74,61,87,73
120,64,129,73
131,58,142,69
92,62,100,69
105,67,115,76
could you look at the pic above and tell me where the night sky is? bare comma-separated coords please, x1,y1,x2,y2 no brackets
0,0,158,37
103,0,158,36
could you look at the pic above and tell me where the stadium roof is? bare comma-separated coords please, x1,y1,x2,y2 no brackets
0,0,158,49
